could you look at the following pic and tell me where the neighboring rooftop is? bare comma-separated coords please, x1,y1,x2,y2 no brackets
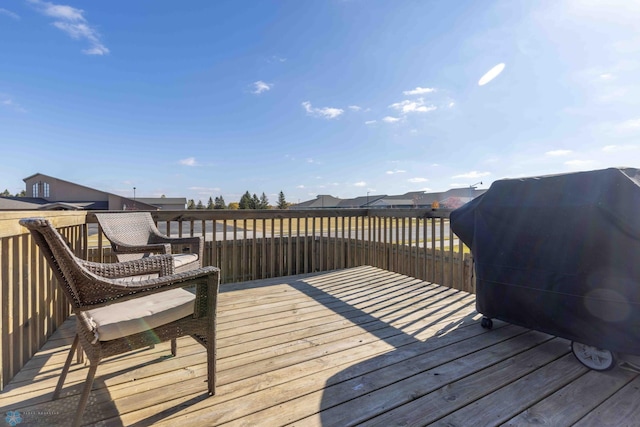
0,173,185,211
292,187,485,209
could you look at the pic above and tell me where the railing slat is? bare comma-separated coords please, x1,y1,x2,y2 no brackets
0,208,472,389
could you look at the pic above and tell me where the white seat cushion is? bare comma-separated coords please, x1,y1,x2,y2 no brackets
172,253,199,269
85,288,195,342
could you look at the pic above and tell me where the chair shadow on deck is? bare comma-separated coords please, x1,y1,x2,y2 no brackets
0,322,213,427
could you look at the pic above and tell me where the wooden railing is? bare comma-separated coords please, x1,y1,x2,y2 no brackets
0,209,473,389
0,211,88,390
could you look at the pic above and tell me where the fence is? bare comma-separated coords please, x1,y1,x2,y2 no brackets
0,208,473,389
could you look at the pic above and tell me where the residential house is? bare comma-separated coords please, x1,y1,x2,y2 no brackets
0,173,186,211
291,188,485,210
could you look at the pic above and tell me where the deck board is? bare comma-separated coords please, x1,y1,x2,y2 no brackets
1,266,638,426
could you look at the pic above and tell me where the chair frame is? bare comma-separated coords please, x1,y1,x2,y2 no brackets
94,212,204,272
20,218,219,427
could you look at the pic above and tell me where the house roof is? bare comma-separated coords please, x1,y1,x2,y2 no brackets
0,197,48,210
8,173,160,211
294,195,343,209
292,188,486,209
370,198,416,207
0,197,110,211
340,195,386,208
136,197,186,204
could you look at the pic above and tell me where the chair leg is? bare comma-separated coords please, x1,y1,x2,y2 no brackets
77,344,84,365
72,363,98,427
53,334,79,400
207,336,215,396
171,338,177,356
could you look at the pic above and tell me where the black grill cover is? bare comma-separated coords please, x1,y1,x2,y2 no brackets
451,167,640,354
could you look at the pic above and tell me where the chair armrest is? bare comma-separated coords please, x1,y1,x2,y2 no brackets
79,254,175,278
76,266,220,311
112,242,172,255
149,235,203,258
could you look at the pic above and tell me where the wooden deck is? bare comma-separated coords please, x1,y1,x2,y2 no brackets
2,266,639,426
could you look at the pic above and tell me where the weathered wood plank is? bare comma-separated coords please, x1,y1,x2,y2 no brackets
573,374,640,427
503,368,637,426
1,267,637,427
429,353,587,427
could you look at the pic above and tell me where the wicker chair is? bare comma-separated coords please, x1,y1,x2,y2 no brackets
94,212,203,273
19,218,219,427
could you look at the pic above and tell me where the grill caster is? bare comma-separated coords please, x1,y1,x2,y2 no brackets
571,341,615,371
481,317,493,329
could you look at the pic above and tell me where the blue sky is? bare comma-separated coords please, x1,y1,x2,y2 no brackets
1,0,639,205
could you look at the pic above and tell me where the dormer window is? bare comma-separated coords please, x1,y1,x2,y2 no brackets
32,181,50,198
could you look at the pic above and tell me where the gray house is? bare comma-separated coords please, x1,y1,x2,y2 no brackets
291,188,486,210
0,173,186,211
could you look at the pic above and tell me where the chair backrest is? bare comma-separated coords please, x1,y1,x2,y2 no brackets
19,218,84,309
95,212,161,246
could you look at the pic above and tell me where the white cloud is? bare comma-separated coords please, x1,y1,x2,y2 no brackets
452,171,491,179
386,169,406,175
408,177,428,183
179,157,197,166
354,181,367,187
382,116,400,123
546,149,573,156
301,101,344,119
389,98,437,114
1,99,26,113
365,120,377,125
296,185,305,189
0,8,20,19
478,63,506,86
600,73,615,80
403,87,435,96
616,118,640,132
348,105,362,111
252,80,273,94
28,0,109,55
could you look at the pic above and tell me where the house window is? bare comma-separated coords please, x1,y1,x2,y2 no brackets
32,181,50,197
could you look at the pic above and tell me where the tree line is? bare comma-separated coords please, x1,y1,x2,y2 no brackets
187,191,291,210
1,187,292,210
1,189,26,197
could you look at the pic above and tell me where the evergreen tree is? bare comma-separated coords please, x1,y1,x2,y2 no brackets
277,191,289,209
187,199,196,209
251,193,260,209
259,192,270,209
15,190,26,197
239,191,252,209
196,200,204,209
214,196,226,209
0,189,11,197
206,197,214,210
